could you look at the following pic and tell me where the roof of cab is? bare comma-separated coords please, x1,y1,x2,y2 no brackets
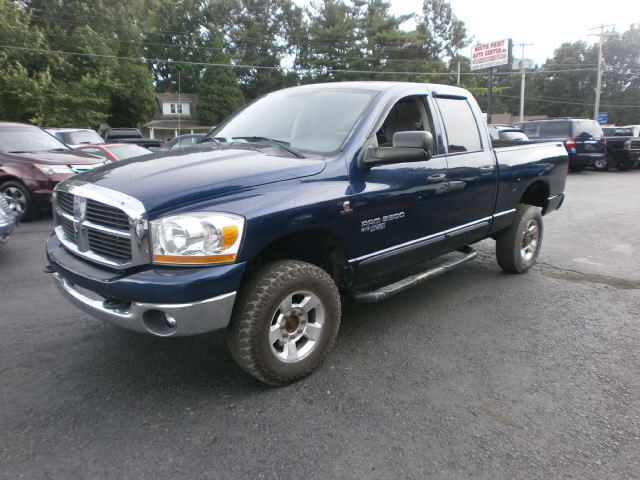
273,81,471,98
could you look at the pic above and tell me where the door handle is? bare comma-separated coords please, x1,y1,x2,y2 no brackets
479,165,495,172
427,173,447,184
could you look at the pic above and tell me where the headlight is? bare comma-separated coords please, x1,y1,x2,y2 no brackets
35,164,74,175
150,212,245,265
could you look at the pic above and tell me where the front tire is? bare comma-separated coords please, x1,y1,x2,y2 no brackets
0,180,37,221
227,260,341,386
495,205,543,274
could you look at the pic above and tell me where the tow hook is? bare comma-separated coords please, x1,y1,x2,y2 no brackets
43,265,55,273
103,298,131,311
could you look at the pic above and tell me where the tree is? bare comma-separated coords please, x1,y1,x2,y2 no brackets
197,38,245,125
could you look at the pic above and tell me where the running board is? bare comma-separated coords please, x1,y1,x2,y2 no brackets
351,246,478,303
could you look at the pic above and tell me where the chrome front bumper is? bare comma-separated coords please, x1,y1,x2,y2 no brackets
53,272,236,337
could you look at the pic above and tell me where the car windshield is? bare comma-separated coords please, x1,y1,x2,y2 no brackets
60,130,105,145
0,126,70,153
211,88,377,154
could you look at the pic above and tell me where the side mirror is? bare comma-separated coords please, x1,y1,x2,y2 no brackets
392,131,434,151
360,131,433,167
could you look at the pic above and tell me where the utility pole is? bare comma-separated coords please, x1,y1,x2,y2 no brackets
518,42,533,123
589,24,614,121
487,67,494,124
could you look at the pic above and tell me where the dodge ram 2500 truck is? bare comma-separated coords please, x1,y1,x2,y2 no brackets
45,82,568,385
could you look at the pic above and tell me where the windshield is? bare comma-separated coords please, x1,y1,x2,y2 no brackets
211,88,377,154
60,130,105,145
0,126,70,153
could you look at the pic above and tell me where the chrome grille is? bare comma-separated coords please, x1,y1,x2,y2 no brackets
53,180,149,269
59,215,75,240
57,191,74,215
86,199,130,230
88,229,131,260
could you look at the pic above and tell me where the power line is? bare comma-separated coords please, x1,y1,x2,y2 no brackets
494,93,640,108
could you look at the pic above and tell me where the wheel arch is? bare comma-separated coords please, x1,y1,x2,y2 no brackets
519,179,549,210
246,229,347,289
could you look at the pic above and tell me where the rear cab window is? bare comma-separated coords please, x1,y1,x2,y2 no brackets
435,97,482,153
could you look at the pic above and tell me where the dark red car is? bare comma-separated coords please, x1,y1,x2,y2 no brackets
75,143,153,162
0,122,107,220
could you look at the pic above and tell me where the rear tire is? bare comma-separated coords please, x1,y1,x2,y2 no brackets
495,205,543,274
617,158,634,171
226,260,341,386
593,155,611,171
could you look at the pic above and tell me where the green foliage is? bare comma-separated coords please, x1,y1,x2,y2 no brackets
2,0,637,128
197,40,245,126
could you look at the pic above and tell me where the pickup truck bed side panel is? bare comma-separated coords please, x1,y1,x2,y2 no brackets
490,142,568,233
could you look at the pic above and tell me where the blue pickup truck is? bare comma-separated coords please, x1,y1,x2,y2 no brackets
46,82,568,385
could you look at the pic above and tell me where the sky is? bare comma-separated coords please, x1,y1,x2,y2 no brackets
389,0,640,66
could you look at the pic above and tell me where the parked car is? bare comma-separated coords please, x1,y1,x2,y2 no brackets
598,126,640,171
157,134,206,151
514,118,606,172
46,81,567,386
0,194,17,247
75,143,153,162
102,128,163,149
487,124,529,147
44,128,105,148
0,122,107,220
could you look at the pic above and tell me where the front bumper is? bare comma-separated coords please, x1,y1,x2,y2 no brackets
53,272,236,336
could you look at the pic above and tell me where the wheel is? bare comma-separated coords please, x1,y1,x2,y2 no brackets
617,158,633,171
226,260,341,386
0,180,37,221
593,155,611,171
495,205,543,274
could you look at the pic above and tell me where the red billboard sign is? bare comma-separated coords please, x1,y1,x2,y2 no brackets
471,39,512,70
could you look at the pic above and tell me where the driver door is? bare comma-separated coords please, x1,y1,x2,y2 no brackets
349,95,449,285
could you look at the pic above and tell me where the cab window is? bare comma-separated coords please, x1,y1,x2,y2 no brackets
376,96,433,148
435,97,482,153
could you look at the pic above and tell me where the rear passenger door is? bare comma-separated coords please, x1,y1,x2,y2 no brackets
434,95,497,247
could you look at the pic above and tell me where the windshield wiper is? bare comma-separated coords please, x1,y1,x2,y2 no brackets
231,136,305,158
197,135,222,146
8,150,28,153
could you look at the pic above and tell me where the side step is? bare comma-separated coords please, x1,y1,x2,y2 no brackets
351,246,478,303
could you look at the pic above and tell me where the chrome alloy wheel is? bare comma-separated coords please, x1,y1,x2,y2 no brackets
2,186,26,215
520,219,540,262
269,290,325,363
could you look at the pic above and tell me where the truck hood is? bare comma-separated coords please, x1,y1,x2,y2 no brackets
72,147,326,213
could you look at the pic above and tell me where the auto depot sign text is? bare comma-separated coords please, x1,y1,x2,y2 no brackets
471,39,512,70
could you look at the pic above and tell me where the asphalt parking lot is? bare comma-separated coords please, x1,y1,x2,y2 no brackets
1,170,639,479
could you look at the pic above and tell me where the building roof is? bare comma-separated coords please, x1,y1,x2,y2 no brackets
155,93,198,104
143,119,210,130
